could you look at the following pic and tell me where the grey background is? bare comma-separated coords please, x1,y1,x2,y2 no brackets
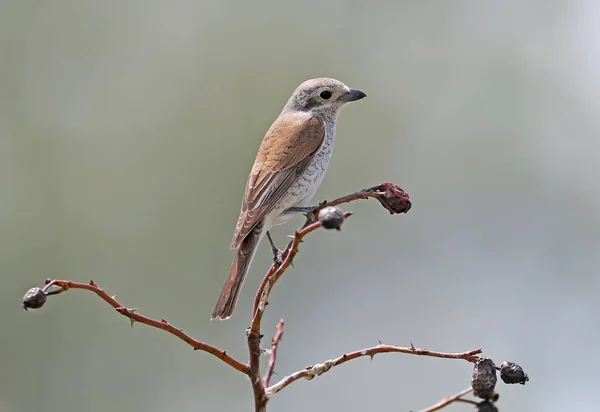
3,1,599,411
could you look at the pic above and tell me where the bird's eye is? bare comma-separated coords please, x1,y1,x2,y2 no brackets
320,90,332,100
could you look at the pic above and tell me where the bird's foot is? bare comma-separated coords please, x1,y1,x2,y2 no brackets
266,231,283,265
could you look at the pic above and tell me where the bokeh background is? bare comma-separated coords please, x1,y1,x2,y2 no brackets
3,1,599,411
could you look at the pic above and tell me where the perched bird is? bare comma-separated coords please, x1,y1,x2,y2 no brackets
212,78,366,320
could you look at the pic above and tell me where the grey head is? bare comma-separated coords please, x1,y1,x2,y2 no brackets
283,78,366,117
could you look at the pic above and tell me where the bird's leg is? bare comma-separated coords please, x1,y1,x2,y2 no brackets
285,202,327,223
285,206,319,213
285,205,321,223
266,231,283,265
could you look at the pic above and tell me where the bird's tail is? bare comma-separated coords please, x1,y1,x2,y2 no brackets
211,225,262,320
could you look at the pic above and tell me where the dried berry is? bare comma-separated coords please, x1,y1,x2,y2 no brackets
376,182,411,214
477,400,499,412
472,358,497,399
22,287,46,310
500,361,529,385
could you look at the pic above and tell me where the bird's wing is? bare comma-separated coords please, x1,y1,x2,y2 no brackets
230,112,325,249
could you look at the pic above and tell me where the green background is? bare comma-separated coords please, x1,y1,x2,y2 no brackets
2,1,598,411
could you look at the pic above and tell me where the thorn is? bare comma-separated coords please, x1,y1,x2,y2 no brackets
369,353,375,361
129,318,136,328
377,339,383,345
289,261,294,268
89,280,97,287
111,295,117,300
410,342,416,350
178,328,184,332
160,318,168,324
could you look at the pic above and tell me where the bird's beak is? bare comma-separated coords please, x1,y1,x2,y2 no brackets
338,89,367,102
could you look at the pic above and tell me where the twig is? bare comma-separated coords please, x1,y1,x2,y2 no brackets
318,185,386,209
263,320,285,388
41,279,249,374
416,387,474,412
265,345,481,398
455,398,480,406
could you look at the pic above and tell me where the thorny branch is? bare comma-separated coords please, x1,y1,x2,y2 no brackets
246,209,355,410
416,386,501,412
416,387,475,412
39,279,250,374
250,182,411,335
265,346,482,398
22,182,526,411
263,320,285,388
245,183,410,410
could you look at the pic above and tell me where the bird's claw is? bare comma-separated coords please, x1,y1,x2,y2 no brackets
304,211,318,223
272,248,283,266
266,231,284,266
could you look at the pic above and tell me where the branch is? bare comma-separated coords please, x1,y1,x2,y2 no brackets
245,182,411,411
251,182,411,322
416,387,474,412
39,279,249,374
325,182,412,215
263,320,285,388
247,215,351,411
250,211,353,336
20,182,530,411
265,344,481,398
23,182,416,412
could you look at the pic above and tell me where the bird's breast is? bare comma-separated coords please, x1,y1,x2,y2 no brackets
285,122,336,206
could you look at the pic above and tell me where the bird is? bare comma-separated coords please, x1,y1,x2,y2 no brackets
211,78,366,320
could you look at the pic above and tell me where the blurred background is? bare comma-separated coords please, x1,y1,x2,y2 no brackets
2,1,599,411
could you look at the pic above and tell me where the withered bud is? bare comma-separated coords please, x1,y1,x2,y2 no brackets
318,206,345,230
22,287,46,310
376,182,411,214
472,358,498,399
500,361,529,385
477,400,499,412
